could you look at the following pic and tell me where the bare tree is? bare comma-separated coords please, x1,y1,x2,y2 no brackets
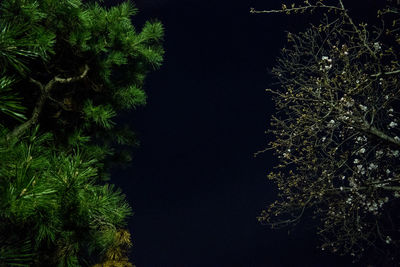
253,0,400,264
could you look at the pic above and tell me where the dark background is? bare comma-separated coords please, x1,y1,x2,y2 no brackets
108,0,380,266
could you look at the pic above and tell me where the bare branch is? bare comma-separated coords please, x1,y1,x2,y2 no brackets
250,2,343,15
29,77,44,91
53,64,90,84
258,1,400,262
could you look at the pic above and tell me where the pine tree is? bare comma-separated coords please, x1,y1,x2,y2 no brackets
0,126,132,266
1,0,164,167
0,0,163,265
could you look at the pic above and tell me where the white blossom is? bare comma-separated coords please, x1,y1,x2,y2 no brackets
389,121,398,128
321,56,332,71
359,104,367,111
359,148,366,154
368,163,378,170
356,136,367,143
340,96,354,108
345,102,353,107
327,120,336,128
373,42,382,51
354,158,360,164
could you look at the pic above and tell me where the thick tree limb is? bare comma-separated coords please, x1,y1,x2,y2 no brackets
361,122,400,148
371,69,400,78
6,65,90,140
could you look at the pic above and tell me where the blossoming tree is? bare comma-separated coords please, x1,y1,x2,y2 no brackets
252,0,400,264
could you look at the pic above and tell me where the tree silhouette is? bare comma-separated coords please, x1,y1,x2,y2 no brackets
253,0,400,264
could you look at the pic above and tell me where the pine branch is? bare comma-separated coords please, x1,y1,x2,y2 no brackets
6,65,89,140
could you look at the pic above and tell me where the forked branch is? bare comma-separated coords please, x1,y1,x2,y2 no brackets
6,65,90,140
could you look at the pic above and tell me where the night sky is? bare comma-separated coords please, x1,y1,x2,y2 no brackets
108,0,378,266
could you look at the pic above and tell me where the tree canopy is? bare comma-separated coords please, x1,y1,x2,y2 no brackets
253,0,400,265
0,0,163,266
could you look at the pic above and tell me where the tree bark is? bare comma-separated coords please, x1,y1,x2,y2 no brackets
6,65,89,140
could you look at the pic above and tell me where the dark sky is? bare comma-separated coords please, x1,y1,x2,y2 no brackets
108,0,379,266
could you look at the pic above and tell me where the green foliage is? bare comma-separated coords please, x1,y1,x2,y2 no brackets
0,0,163,265
0,76,26,122
0,239,34,267
0,128,132,266
83,100,116,130
0,0,163,139
114,85,147,110
0,1,55,75
0,23,39,75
